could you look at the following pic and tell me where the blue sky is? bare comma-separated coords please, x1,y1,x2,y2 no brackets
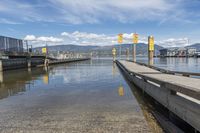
0,0,200,47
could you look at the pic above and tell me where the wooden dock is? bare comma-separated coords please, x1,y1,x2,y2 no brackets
116,60,200,132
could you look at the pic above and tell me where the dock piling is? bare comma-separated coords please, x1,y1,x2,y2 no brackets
148,36,154,65
133,44,136,62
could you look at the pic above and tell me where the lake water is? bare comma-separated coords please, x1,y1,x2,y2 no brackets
0,58,199,132
137,57,200,72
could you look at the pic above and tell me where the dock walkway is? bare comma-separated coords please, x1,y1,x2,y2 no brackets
116,60,200,131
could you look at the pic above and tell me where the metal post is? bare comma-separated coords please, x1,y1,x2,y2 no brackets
118,34,123,60
31,45,32,52
133,44,136,62
120,44,121,59
45,41,47,57
126,48,129,60
148,51,154,65
26,40,28,53
133,33,138,62
148,36,154,65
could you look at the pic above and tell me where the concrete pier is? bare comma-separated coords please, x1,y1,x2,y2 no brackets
116,60,200,132
0,58,90,71
0,58,44,71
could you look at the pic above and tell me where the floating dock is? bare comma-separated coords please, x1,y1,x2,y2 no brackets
116,60,200,132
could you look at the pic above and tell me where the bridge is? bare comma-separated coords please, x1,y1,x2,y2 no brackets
116,60,200,132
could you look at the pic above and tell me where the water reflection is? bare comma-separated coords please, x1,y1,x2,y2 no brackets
118,85,124,96
123,74,164,133
112,62,117,77
0,58,199,132
0,67,47,99
136,57,200,73
43,74,49,84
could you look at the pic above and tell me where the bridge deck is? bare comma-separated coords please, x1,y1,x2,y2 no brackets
119,60,200,101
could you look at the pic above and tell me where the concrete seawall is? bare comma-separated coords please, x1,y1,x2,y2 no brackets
0,58,44,71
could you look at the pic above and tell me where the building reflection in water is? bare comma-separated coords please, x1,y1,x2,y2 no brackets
0,67,47,100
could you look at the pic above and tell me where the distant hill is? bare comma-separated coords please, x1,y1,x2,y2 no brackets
34,44,99,52
186,43,200,51
33,43,163,56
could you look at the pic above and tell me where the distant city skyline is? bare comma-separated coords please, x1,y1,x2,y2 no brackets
0,0,200,47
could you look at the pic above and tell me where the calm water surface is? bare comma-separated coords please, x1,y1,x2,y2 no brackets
137,57,200,72
0,58,199,132
0,59,155,132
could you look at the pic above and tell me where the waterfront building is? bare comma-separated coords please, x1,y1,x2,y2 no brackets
159,48,177,57
187,47,196,57
159,47,197,57
194,51,200,57
0,36,23,53
177,47,187,56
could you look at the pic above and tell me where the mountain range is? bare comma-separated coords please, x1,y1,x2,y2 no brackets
33,43,200,56
33,43,163,56
186,43,200,51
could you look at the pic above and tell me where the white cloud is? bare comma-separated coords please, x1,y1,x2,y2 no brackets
24,35,36,41
24,35,63,47
0,0,54,23
49,0,175,24
61,32,69,36
37,36,63,42
0,0,196,25
25,32,190,48
61,31,148,46
61,31,190,48
157,38,189,47
0,18,22,24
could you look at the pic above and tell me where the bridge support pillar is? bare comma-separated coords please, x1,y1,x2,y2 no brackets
148,36,154,65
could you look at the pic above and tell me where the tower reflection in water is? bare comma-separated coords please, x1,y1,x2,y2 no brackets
118,85,124,96
112,62,125,97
